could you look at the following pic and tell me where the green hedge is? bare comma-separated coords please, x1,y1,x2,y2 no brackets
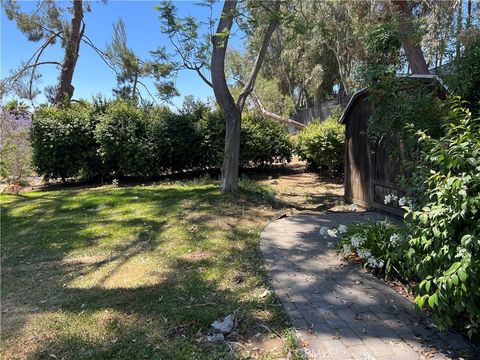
295,109,344,171
31,105,100,180
241,114,293,166
30,101,293,180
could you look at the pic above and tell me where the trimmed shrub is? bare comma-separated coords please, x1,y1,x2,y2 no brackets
295,110,344,171
94,102,152,177
151,109,204,172
31,105,98,180
241,114,293,166
195,110,225,168
30,100,294,180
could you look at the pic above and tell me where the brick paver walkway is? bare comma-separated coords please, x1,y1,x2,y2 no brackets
260,212,477,360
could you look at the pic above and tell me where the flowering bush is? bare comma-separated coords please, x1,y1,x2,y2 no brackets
334,100,480,339
0,102,33,181
338,222,409,279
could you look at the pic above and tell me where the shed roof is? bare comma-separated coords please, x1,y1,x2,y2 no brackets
338,74,448,124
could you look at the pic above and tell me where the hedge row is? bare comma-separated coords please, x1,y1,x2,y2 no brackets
31,101,293,180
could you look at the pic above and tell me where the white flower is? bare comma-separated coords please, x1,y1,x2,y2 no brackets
351,237,360,248
359,236,367,246
391,194,398,202
350,235,366,249
342,244,352,254
398,197,407,206
367,256,377,267
337,225,348,234
319,227,328,236
327,229,338,238
349,203,358,211
366,256,384,269
389,233,400,245
384,194,392,204
358,249,372,259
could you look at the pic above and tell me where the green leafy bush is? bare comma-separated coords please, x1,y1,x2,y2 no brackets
31,105,99,180
338,222,409,281
94,102,152,177
295,110,344,171
153,109,204,172
340,100,480,338
241,114,293,166
195,110,225,168
441,37,480,112
368,76,446,156
404,99,480,338
30,100,294,180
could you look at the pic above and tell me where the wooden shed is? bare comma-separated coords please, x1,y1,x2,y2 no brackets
339,75,447,216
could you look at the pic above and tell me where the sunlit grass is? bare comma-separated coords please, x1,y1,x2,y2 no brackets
1,179,292,359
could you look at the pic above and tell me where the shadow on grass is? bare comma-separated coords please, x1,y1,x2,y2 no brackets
1,182,290,359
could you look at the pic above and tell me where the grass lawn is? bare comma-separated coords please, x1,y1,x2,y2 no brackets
1,178,300,359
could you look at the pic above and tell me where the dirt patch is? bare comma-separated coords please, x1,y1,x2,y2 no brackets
258,157,352,213
182,250,212,262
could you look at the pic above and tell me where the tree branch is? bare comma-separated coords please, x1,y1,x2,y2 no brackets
236,0,281,112
250,90,305,129
195,67,213,88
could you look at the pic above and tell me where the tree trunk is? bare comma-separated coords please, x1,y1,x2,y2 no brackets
392,0,429,75
211,0,240,192
212,0,281,192
221,110,242,192
467,0,472,29
455,0,463,59
54,0,84,105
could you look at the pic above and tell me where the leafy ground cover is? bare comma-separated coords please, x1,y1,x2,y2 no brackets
1,177,305,359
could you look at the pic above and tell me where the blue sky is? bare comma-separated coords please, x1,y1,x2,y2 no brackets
1,1,239,109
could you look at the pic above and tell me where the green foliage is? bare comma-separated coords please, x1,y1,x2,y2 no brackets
367,76,446,165
353,21,403,86
339,99,480,339
31,105,99,180
94,102,151,177
441,37,480,112
241,114,293,166
30,100,293,180
195,110,225,168
295,109,344,171
404,99,480,338
339,222,410,281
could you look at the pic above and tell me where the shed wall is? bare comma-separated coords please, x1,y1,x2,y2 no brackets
344,96,372,208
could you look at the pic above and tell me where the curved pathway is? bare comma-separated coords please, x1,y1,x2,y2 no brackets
260,212,476,360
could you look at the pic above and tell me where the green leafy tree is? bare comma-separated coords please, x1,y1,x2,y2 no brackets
157,0,283,192
1,0,95,105
105,19,178,105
